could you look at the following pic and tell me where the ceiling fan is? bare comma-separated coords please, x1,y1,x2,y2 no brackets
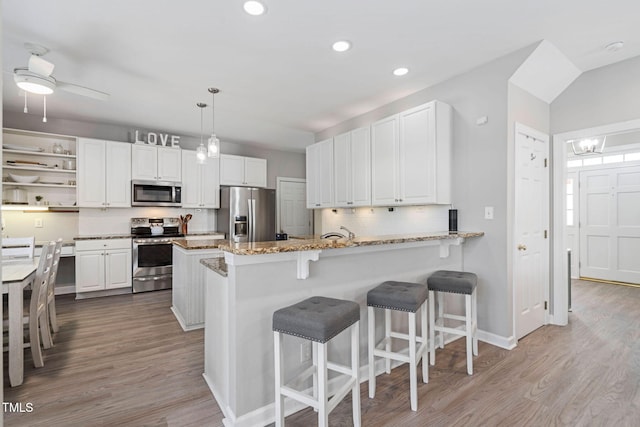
13,42,110,101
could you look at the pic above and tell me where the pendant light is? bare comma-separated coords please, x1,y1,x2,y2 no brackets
207,88,220,158
196,102,208,164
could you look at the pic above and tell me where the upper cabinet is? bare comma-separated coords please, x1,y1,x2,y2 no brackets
181,150,220,208
131,144,182,182
306,100,452,209
220,154,267,187
2,128,78,208
371,100,451,206
333,127,371,207
306,138,334,208
77,138,131,208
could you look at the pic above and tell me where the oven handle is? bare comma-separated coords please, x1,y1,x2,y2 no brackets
132,274,172,281
133,240,173,245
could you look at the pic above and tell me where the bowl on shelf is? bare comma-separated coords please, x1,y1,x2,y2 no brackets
8,173,39,183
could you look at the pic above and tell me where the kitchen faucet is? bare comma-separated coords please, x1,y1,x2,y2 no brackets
340,226,355,240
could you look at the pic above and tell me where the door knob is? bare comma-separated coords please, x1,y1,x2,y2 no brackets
517,244,527,251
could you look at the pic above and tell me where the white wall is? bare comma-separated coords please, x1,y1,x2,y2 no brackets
316,45,537,339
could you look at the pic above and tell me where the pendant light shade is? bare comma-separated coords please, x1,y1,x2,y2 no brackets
196,102,208,164
207,88,220,158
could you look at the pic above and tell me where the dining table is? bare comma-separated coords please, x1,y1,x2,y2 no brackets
2,257,38,387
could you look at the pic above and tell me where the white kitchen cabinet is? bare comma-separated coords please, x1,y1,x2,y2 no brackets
219,154,267,187
371,100,451,206
77,138,131,207
333,126,371,207
181,150,220,208
306,138,334,208
75,239,132,293
131,144,182,182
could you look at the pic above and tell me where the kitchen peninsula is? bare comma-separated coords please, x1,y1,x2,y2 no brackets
201,231,483,427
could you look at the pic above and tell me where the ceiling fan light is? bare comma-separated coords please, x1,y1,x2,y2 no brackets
14,71,55,95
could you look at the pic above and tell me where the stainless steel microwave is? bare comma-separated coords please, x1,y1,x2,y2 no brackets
131,180,182,207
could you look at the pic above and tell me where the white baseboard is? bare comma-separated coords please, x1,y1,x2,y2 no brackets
170,306,203,331
476,329,516,350
54,285,76,295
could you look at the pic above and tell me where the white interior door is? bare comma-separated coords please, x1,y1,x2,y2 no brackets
514,124,549,340
579,165,640,284
278,179,311,237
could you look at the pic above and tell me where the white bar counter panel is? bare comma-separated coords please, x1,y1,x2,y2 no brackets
202,232,482,427
171,237,225,331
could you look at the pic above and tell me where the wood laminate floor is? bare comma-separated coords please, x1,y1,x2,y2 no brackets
4,280,640,426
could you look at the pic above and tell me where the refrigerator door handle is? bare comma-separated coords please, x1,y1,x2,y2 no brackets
251,198,256,241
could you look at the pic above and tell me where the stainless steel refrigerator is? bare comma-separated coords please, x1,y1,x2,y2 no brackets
218,186,276,242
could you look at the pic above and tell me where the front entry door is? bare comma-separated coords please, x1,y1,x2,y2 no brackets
514,124,549,339
579,165,640,284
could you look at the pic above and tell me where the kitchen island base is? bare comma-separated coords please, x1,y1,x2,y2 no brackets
203,234,481,427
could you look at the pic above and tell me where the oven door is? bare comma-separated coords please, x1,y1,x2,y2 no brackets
132,239,173,278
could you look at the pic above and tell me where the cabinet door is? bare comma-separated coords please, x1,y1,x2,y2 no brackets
105,141,132,207
220,154,246,186
105,249,132,289
306,144,320,208
157,147,182,182
350,126,371,206
333,132,351,207
77,138,106,207
131,144,158,180
371,115,399,205
399,103,436,204
76,250,105,292
317,138,334,207
201,157,220,208
181,150,201,207
244,157,267,187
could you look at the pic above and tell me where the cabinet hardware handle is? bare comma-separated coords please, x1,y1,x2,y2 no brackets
517,244,527,251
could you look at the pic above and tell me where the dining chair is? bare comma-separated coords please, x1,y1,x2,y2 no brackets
3,241,56,368
46,238,63,338
2,236,35,259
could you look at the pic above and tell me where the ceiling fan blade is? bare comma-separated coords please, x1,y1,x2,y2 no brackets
28,54,55,77
57,81,110,101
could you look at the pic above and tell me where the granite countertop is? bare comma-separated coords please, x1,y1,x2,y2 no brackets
200,257,228,277
172,239,228,250
35,240,76,247
219,231,484,255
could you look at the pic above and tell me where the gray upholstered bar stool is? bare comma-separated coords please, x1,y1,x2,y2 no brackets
427,270,478,375
367,281,429,411
273,296,361,427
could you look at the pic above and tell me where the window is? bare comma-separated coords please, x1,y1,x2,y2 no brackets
566,177,574,226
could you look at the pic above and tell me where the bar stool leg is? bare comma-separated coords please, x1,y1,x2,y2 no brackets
408,312,417,411
472,288,478,356
438,292,444,349
421,302,428,383
351,322,361,427
274,331,285,427
384,309,391,374
429,290,435,366
312,342,319,411
465,294,473,375
368,306,375,399
318,342,329,427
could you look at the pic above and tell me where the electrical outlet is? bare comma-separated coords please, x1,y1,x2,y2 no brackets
35,218,43,228
300,341,312,362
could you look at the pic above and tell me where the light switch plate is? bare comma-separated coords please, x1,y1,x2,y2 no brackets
35,218,43,228
484,207,494,220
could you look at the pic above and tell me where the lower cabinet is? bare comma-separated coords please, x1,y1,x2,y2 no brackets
75,239,132,293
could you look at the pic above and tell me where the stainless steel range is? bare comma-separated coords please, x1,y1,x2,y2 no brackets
131,217,183,293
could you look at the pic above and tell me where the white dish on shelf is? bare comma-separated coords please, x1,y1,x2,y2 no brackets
3,144,44,152
8,173,39,183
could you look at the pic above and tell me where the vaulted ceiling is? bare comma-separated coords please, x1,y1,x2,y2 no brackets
3,0,640,151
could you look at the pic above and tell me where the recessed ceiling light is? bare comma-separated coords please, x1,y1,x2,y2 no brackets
393,67,409,76
604,41,624,52
243,1,267,16
332,40,352,52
